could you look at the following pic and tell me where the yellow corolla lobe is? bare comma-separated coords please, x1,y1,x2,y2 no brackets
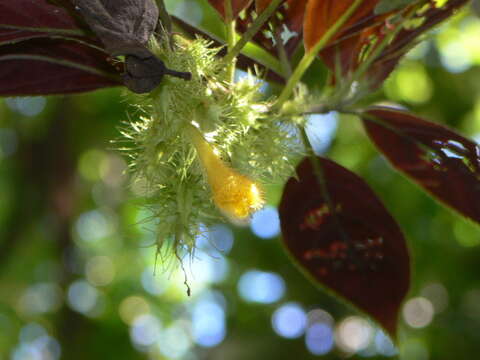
187,124,264,220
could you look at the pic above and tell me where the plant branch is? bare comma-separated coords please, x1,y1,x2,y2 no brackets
274,0,366,109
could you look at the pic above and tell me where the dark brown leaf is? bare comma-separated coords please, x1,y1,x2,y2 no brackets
363,107,480,224
279,156,410,338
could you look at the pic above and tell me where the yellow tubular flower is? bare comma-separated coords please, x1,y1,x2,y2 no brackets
186,124,264,221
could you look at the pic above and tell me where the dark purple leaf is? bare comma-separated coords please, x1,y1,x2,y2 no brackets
0,38,121,96
0,0,84,32
279,157,410,339
362,107,480,224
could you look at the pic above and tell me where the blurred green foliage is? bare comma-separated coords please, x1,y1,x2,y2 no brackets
1,2,480,360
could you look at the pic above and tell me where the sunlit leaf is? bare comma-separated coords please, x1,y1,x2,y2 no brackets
363,107,480,224
320,0,469,90
279,156,410,338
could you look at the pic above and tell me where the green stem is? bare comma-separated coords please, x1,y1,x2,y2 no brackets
223,0,283,64
225,0,237,82
274,0,365,109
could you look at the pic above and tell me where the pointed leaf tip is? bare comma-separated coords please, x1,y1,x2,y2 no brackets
362,107,480,225
279,157,410,338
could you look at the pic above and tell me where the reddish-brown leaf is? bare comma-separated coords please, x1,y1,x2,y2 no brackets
236,0,307,59
303,0,379,51
363,107,480,224
279,157,410,338
0,38,121,96
320,0,469,90
207,0,253,19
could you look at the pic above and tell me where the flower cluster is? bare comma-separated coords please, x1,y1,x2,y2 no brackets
119,34,304,262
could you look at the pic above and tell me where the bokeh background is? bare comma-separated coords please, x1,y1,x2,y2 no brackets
1,1,480,359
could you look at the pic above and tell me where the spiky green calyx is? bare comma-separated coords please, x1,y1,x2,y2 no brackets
119,34,305,262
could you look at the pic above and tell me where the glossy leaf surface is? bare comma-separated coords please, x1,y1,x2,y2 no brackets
363,107,480,224
279,157,410,338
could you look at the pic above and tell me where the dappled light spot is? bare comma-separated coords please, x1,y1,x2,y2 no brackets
237,270,285,304
119,296,150,325
85,256,115,287
190,251,230,286
67,280,99,315
75,210,114,243
307,309,334,327
375,330,398,357
251,205,281,239
17,282,62,315
130,314,162,348
155,320,192,358
12,335,61,360
305,112,338,155
209,224,234,253
5,97,46,117
141,268,167,296
335,316,374,354
271,303,307,339
403,297,434,328
192,299,226,347
305,323,334,356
